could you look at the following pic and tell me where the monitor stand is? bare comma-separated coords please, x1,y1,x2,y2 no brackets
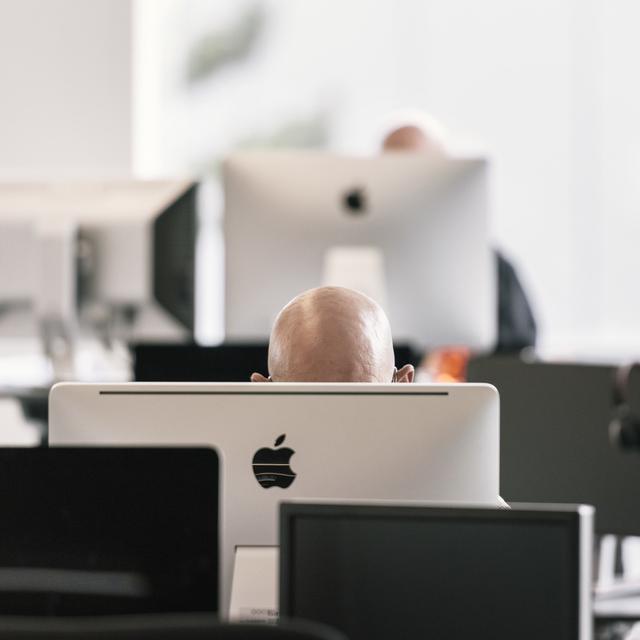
228,546,279,623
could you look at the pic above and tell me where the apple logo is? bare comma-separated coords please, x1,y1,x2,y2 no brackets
252,434,296,489
342,187,368,215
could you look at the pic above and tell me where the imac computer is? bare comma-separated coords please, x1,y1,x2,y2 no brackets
49,382,500,614
0,447,219,615
280,502,594,640
223,151,496,350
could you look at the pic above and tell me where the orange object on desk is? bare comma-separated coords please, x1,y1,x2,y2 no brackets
422,347,471,383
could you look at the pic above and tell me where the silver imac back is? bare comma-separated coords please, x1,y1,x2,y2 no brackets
223,152,496,350
49,382,500,614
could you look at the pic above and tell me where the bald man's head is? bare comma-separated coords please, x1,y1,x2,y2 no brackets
251,287,414,383
382,123,448,156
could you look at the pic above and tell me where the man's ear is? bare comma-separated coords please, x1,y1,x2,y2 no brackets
395,364,415,383
250,373,270,382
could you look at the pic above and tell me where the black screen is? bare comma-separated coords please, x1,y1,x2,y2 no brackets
283,506,579,640
0,448,218,616
132,343,269,382
153,184,197,333
132,343,418,383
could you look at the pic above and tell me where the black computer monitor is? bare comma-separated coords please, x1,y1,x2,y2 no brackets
280,503,592,640
0,447,219,615
132,343,419,382
466,357,640,535
132,343,269,382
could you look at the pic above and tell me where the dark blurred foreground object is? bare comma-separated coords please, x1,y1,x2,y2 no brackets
467,356,640,535
0,615,347,640
495,250,537,353
132,342,419,382
610,363,640,452
0,448,219,616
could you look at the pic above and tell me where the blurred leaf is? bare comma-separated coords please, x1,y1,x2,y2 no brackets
187,4,266,84
237,111,330,150
274,434,286,447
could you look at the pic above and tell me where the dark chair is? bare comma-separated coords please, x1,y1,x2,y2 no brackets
0,615,347,640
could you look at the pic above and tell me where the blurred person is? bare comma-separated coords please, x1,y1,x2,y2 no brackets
250,286,414,383
382,118,537,355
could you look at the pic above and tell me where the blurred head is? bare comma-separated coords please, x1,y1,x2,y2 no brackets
251,286,414,383
381,113,449,156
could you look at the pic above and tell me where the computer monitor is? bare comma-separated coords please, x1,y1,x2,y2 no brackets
0,447,219,615
49,382,500,614
280,502,594,640
223,152,496,350
132,342,270,382
0,180,197,341
131,342,419,383
466,356,640,535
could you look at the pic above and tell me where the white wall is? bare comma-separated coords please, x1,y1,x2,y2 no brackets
0,0,134,436
601,1,640,354
0,0,132,179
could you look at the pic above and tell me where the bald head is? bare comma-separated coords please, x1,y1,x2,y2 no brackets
382,124,447,156
251,287,414,383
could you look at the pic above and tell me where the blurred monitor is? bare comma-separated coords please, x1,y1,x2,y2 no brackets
280,502,593,640
223,151,496,350
0,447,219,615
132,342,269,382
466,357,640,535
131,342,419,382
0,180,197,340
49,382,500,614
